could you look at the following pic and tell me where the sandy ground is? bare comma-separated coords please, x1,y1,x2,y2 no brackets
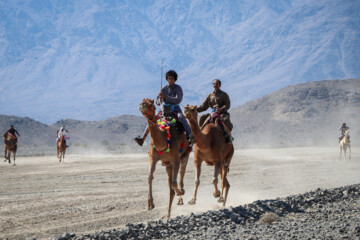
0,147,359,240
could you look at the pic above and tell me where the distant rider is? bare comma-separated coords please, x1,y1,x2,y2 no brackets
338,123,350,143
4,125,20,143
57,125,70,147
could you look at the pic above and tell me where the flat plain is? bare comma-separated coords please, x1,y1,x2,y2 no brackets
0,147,359,240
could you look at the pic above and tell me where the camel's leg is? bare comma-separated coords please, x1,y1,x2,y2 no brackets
212,160,222,198
218,166,230,206
188,159,202,205
162,165,175,219
147,156,157,210
177,154,189,205
4,149,8,162
170,158,182,196
12,151,16,166
63,149,66,162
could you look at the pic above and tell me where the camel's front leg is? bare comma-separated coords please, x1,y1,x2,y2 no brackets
188,159,202,205
212,160,222,198
4,149,8,162
177,154,189,205
162,165,175,219
147,157,157,210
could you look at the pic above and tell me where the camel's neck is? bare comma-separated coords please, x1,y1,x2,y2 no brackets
187,115,208,150
147,121,168,150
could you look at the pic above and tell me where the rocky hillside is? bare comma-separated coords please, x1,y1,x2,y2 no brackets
230,79,360,148
1,79,359,155
0,114,146,156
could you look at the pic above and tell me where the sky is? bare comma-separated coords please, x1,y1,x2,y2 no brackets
0,0,359,124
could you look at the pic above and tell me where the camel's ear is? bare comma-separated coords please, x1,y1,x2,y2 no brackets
151,99,154,104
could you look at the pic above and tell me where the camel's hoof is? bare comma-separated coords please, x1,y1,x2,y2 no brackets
218,197,225,203
213,192,220,198
188,199,196,205
161,214,170,219
148,201,155,210
177,198,184,205
180,188,185,195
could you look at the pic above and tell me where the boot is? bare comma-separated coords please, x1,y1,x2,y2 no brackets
188,134,196,145
134,127,149,147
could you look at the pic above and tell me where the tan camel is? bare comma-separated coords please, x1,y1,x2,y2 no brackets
184,104,234,207
138,98,190,219
4,134,17,166
57,131,66,162
339,129,351,161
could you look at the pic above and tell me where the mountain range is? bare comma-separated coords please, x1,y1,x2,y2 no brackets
1,78,359,156
0,0,359,124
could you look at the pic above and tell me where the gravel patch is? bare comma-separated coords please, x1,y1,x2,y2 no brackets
40,183,360,240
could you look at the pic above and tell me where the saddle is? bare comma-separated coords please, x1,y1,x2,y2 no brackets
5,133,16,141
199,112,233,143
156,105,184,134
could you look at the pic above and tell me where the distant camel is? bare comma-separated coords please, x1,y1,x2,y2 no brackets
184,104,234,207
339,129,351,161
3,133,17,166
57,131,66,162
138,98,190,219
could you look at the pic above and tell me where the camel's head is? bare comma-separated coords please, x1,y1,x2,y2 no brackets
139,98,156,117
183,104,198,120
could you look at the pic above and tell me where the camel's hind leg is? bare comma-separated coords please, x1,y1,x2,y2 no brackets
339,146,343,161
12,151,16,166
212,160,222,199
188,159,202,205
162,165,175,219
218,148,233,206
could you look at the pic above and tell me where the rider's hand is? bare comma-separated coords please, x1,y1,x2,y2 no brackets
158,92,168,99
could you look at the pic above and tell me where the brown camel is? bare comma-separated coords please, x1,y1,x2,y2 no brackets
138,98,190,219
57,131,66,162
4,134,17,166
184,104,234,207
339,129,351,161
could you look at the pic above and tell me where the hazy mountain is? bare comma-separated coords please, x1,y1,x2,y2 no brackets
0,0,359,124
230,78,360,148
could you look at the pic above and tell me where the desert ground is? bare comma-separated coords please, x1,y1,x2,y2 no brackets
0,147,359,240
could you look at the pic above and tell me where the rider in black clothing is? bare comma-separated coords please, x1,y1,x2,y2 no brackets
4,125,20,143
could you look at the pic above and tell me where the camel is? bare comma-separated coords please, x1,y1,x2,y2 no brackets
138,98,190,219
339,129,351,161
4,134,17,166
57,131,66,162
183,104,234,207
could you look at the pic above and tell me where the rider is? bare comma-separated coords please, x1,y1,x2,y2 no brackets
134,70,194,146
57,125,70,147
196,79,233,143
339,123,350,143
4,125,20,143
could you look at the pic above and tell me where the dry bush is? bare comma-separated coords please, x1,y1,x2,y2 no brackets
259,212,279,225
